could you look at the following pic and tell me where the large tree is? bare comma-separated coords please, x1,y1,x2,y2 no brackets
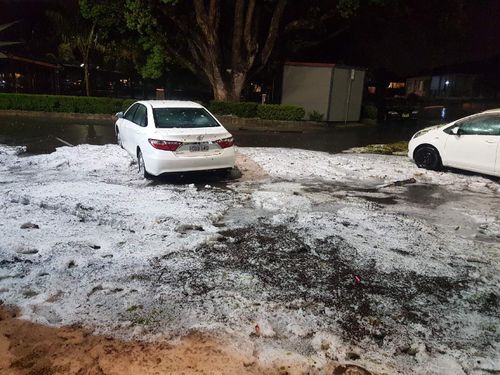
47,5,106,97
82,0,386,101
124,0,289,101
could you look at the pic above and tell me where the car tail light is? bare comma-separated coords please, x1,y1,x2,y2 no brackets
215,137,234,149
148,139,183,151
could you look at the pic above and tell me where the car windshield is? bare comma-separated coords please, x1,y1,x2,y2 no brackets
153,107,220,128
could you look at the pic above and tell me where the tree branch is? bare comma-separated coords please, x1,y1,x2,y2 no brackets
208,0,219,30
287,25,350,53
231,0,244,70
284,10,337,34
193,0,215,45
163,42,200,77
243,0,256,55
259,0,287,67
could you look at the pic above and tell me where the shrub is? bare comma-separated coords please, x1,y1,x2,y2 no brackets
257,104,305,121
209,101,258,118
362,102,378,119
0,93,135,114
307,110,324,122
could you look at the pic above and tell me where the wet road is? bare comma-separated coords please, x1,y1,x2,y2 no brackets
0,113,441,154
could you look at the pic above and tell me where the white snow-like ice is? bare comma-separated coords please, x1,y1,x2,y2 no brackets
0,144,498,375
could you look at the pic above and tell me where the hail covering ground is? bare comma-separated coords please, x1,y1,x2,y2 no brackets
0,144,498,374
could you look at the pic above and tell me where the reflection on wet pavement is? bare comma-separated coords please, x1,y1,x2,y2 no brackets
0,114,115,154
0,112,441,154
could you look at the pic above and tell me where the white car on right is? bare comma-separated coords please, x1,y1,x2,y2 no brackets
408,109,500,177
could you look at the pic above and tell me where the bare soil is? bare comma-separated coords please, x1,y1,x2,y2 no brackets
0,306,268,375
0,306,374,375
235,152,269,181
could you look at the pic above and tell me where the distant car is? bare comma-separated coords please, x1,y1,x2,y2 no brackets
408,109,500,177
383,98,419,121
115,100,235,178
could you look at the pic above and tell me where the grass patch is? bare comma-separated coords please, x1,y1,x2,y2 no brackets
348,141,409,155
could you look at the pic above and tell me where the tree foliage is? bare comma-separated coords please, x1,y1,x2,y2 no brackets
46,5,109,96
82,0,390,101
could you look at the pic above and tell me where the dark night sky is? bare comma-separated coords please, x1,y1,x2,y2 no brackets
1,0,500,77
289,0,500,77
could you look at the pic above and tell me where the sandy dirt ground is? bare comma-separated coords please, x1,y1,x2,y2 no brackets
0,306,371,375
234,152,269,181
0,305,268,375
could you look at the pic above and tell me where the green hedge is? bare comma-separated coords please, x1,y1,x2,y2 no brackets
0,93,134,114
209,101,258,118
257,104,305,121
362,102,378,119
0,93,307,121
307,110,324,122
210,101,305,121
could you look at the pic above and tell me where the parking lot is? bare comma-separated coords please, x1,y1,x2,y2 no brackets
0,144,498,374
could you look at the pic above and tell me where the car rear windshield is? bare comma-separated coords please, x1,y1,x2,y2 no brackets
153,108,220,128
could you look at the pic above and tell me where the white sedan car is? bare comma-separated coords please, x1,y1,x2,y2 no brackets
408,109,500,177
115,100,235,178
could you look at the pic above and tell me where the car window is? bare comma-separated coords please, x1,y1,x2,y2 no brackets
132,104,148,127
124,104,138,121
457,114,500,136
153,108,220,128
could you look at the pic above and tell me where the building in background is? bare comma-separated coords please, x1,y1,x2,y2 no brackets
281,62,365,122
0,52,61,94
406,55,500,99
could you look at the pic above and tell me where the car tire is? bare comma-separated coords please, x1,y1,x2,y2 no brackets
414,145,442,171
116,127,123,148
219,167,234,179
137,149,152,179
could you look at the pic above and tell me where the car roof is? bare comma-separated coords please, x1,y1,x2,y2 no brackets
482,108,500,114
136,100,203,109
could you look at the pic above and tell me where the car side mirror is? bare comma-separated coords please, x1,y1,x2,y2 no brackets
451,126,462,136
115,111,124,119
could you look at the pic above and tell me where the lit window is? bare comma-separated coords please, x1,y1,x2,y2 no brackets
388,82,405,89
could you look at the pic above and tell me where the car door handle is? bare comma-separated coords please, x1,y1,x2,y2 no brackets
485,140,497,143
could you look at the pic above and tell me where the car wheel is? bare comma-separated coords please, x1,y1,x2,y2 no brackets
414,146,442,171
116,127,123,148
137,149,152,179
219,167,234,179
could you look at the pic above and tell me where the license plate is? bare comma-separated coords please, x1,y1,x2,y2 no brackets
402,113,410,118
189,143,209,152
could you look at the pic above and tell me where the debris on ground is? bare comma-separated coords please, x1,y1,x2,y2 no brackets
0,144,498,375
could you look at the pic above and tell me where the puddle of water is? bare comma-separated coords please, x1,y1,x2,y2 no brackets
0,113,438,154
403,184,458,207
230,123,426,153
0,114,115,154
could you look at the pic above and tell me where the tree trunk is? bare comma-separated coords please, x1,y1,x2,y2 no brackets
84,63,91,96
211,72,246,102
231,72,246,101
82,22,95,97
165,0,286,102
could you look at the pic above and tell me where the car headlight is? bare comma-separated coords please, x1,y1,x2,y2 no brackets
411,124,447,139
412,128,432,139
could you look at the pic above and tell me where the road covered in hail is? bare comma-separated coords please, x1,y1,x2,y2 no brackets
0,144,498,374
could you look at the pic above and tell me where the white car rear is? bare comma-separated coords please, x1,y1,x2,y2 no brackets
115,100,235,177
408,109,500,177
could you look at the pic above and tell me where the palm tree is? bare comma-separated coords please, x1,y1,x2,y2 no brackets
46,10,105,96
0,21,21,58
